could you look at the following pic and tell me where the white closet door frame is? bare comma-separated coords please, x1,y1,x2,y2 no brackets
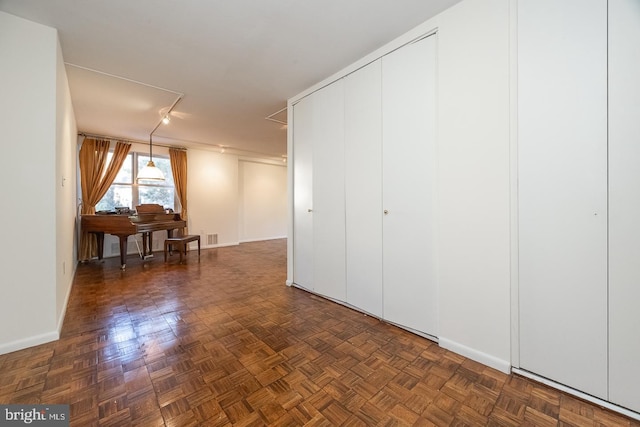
517,0,608,399
382,35,438,337
608,0,640,412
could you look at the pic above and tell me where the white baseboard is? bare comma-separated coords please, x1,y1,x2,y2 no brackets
513,368,640,421
285,279,293,286
56,274,74,336
57,258,78,334
438,337,511,374
0,264,77,356
239,236,287,243
202,242,239,249
0,331,59,356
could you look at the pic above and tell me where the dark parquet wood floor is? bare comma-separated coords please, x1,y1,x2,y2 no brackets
0,239,638,426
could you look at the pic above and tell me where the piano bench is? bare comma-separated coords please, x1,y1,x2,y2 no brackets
164,235,200,263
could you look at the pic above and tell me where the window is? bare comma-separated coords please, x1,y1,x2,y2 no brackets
95,152,176,212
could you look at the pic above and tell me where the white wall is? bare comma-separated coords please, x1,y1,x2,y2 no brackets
188,149,240,246
187,151,288,248
0,11,77,354
239,160,287,242
55,35,78,331
287,0,512,372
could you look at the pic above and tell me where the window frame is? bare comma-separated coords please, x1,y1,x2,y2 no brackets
96,150,178,212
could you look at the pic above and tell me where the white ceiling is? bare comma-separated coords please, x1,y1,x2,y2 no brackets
0,0,462,160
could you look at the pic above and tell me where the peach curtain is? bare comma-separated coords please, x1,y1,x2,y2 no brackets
169,148,188,230
79,138,131,260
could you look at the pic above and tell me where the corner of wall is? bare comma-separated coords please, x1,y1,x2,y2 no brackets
439,336,512,374
0,332,59,357
55,27,78,337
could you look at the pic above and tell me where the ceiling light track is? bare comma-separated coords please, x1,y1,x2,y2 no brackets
150,95,182,135
139,95,183,182
65,62,183,96
265,106,288,125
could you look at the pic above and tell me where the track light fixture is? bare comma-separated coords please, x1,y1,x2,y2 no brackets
136,95,182,182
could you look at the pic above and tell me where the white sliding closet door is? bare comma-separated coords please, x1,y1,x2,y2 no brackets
312,80,346,301
345,60,383,317
293,81,346,300
382,35,437,337
608,0,640,412
518,0,608,398
292,96,314,291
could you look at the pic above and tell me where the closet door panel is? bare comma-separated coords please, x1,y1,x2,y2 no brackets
292,96,315,290
608,0,640,412
517,0,608,398
345,60,383,317
312,80,346,301
382,35,437,336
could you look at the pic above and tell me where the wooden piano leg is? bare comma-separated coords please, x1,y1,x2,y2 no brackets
118,235,128,269
95,232,105,260
141,233,148,257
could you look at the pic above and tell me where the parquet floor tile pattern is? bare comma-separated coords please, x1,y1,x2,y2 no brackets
0,239,638,426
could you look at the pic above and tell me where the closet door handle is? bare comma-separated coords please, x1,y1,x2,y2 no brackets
384,209,389,215
308,208,313,213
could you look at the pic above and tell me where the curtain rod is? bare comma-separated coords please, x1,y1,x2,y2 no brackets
78,132,186,151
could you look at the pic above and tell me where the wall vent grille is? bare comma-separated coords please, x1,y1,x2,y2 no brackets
207,234,218,245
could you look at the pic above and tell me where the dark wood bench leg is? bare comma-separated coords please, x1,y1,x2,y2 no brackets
164,236,200,264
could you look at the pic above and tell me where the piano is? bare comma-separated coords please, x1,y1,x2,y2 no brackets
81,204,186,269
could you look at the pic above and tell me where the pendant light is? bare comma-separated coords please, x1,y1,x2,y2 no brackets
137,134,165,181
